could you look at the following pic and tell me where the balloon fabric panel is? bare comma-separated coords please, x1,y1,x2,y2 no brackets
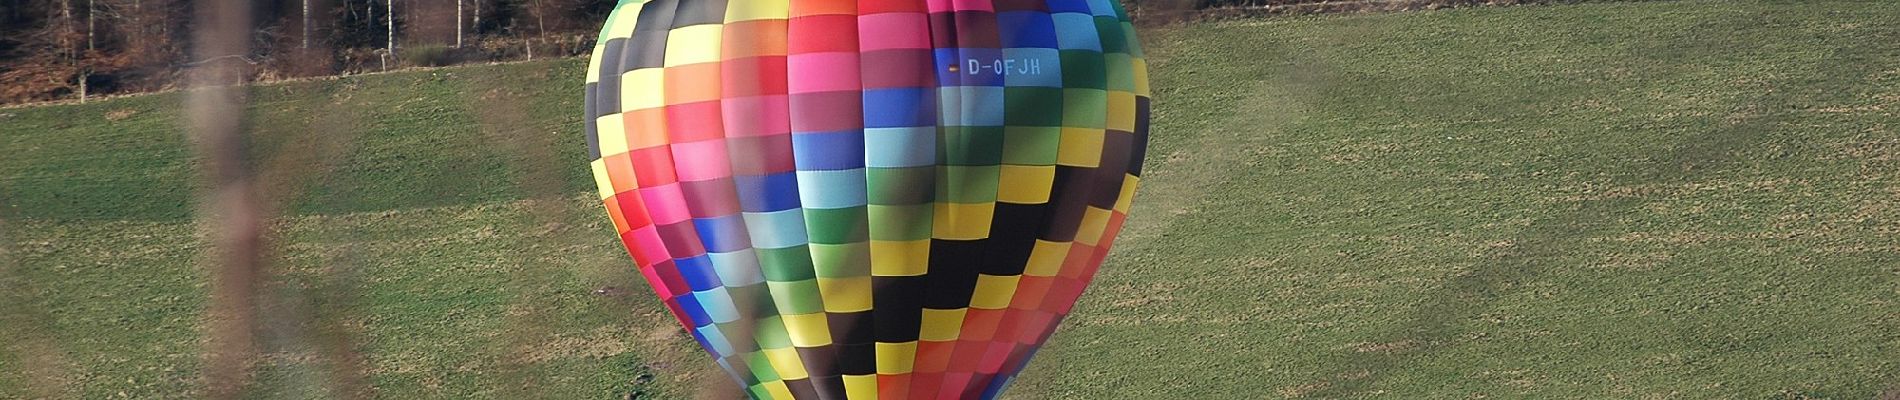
583,0,1149,397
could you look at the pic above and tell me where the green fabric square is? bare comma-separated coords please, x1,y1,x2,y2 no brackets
766,279,823,315
753,316,792,349
745,352,780,381
810,242,871,278
1060,50,1106,89
1096,17,1128,54
1105,53,1135,92
756,246,816,281
1063,89,1108,128
938,126,1005,166
803,207,868,244
868,204,934,241
724,284,777,318
1004,87,1065,127
1002,126,1061,165
936,165,1001,204
866,167,935,205
1120,23,1144,58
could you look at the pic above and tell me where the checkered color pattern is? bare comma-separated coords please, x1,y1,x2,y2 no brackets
583,0,1149,397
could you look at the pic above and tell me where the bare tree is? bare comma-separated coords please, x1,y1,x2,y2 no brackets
471,0,479,42
85,0,94,51
187,0,260,397
385,0,394,57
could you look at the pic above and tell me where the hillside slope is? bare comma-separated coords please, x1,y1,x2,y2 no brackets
3,0,1897,398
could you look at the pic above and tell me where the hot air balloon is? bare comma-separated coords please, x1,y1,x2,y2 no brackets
581,0,1149,397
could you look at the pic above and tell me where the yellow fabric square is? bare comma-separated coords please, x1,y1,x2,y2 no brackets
764,347,809,380
664,25,724,67
1115,175,1141,213
621,68,666,111
586,49,605,84
1133,59,1151,97
919,308,968,341
590,159,615,200
781,312,833,347
996,165,1056,204
596,114,629,157
1024,240,1071,277
725,0,789,21
870,240,929,276
604,4,642,39
842,374,877,400
1107,91,1137,132
969,274,1021,310
761,382,795,400
1056,127,1104,168
932,202,996,240
1075,207,1113,247
875,342,917,374
817,276,872,312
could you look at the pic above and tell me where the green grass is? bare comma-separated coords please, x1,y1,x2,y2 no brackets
3,0,1898,398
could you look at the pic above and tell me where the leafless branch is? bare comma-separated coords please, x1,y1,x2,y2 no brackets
187,0,261,399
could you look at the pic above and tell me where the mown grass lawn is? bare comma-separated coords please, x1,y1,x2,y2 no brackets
3,0,1897,398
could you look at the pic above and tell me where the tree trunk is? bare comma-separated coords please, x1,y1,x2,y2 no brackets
385,0,395,58
455,0,463,48
471,0,480,40
86,0,95,51
301,0,310,49
59,0,73,53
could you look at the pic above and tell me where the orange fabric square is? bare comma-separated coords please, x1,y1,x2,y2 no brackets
624,108,670,149
958,308,1005,342
1059,243,1096,279
604,197,631,234
1008,276,1053,310
663,63,723,104
603,152,639,194
877,374,911,399
789,0,855,16
913,341,955,373
722,20,789,58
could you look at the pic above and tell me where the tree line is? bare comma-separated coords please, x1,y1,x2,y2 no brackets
0,0,616,104
0,0,1500,105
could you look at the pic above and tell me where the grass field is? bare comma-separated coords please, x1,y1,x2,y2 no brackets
3,0,1897,398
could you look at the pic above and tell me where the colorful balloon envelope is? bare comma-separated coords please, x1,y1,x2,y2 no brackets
582,0,1149,397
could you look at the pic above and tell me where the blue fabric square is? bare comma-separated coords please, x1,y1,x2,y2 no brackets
733,172,801,212
707,250,766,286
865,127,937,168
934,48,1007,87
1053,13,1102,51
864,88,937,128
939,86,1006,126
676,255,723,291
1046,0,1092,13
742,209,809,249
792,130,866,171
997,12,1058,48
1004,48,1063,87
696,324,734,357
693,214,751,253
795,168,868,209
675,294,713,327
697,287,740,324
